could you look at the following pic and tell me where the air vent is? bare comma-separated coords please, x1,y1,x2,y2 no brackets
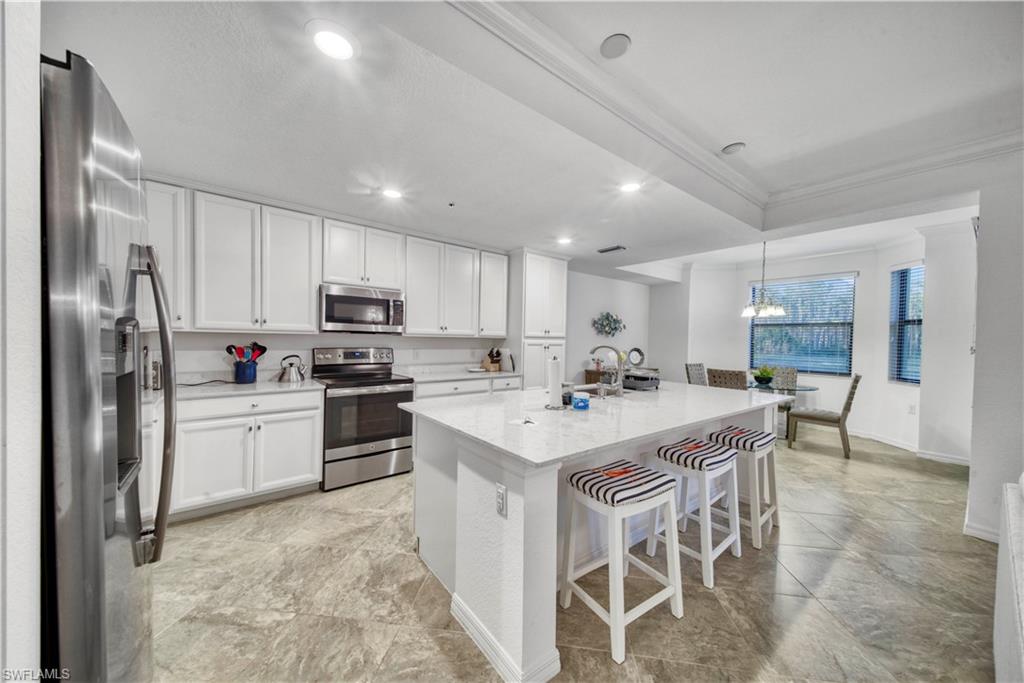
596,245,627,254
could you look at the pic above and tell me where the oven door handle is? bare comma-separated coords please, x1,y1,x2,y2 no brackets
326,384,414,398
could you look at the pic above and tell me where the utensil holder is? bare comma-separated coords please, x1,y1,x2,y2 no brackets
234,360,257,384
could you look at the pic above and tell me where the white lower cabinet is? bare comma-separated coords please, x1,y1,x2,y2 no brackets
140,413,162,522
414,375,523,398
253,410,322,493
523,340,566,389
171,392,323,514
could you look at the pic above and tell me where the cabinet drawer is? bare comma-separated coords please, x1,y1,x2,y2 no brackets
178,391,323,421
491,376,522,391
415,379,491,398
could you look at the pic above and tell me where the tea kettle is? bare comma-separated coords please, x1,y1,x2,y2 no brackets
276,354,307,383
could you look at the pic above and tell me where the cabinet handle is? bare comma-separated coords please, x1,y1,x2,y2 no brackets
257,424,262,431
453,387,459,391
262,318,267,325
248,425,253,432
253,318,259,324
175,314,182,321
251,402,258,408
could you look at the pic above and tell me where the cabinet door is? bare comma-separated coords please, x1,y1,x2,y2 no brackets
523,252,550,337
522,340,549,389
442,245,479,336
546,257,568,337
364,228,404,290
261,206,321,332
405,237,444,335
546,341,566,366
323,219,365,285
139,182,189,330
193,192,261,330
478,251,508,337
254,410,322,493
172,416,254,511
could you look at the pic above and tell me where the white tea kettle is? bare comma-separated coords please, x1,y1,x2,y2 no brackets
276,354,307,383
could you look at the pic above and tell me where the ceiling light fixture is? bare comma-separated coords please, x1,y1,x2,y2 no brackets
381,188,403,199
305,19,361,61
600,33,631,59
557,237,573,245
741,241,786,318
619,182,642,193
721,141,747,155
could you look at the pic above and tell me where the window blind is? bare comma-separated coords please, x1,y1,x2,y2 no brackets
748,275,856,375
889,265,925,384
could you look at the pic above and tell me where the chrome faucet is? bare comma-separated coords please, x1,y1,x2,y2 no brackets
590,345,625,397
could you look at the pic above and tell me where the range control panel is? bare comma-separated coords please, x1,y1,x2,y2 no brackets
312,347,394,366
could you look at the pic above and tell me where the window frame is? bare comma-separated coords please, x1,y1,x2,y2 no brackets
747,275,856,377
889,265,924,385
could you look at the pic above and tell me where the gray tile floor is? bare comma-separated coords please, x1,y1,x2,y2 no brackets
154,425,996,681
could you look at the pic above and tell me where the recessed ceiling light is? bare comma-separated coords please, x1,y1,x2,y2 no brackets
557,237,573,245
721,141,747,155
381,188,403,199
600,33,631,59
619,182,642,193
305,19,361,61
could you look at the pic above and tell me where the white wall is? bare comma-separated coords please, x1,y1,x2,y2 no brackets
647,271,690,382
1,0,42,670
565,271,650,383
918,222,977,465
686,265,744,369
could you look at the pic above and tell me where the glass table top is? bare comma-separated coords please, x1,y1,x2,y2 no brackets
747,381,819,392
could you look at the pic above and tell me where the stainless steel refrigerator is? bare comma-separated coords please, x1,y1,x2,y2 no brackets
41,51,176,682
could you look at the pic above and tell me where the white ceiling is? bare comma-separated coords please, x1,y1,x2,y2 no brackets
40,2,1022,279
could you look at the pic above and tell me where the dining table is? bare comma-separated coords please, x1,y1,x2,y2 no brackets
747,381,819,437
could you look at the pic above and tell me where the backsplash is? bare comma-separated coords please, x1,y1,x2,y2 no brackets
144,331,498,377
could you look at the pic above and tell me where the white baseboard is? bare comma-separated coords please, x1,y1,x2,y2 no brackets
964,518,1000,543
450,593,561,682
917,449,970,467
846,428,918,453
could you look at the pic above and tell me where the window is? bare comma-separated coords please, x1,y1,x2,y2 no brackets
889,265,925,384
748,275,856,375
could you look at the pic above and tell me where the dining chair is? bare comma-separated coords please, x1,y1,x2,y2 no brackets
685,363,708,386
706,368,747,391
787,374,862,458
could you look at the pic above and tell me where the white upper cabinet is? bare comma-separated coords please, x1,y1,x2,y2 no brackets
323,221,405,290
478,251,508,337
405,237,445,334
442,244,479,336
364,228,405,290
193,192,261,330
322,219,364,285
523,252,567,338
260,206,321,332
139,181,190,330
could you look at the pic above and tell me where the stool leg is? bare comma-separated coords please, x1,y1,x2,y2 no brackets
663,496,684,619
748,453,763,550
607,511,626,664
698,473,714,589
762,456,771,505
767,449,780,526
679,475,690,532
623,517,631,577
560,496,577,609
728,464,742,558
645,506,659,557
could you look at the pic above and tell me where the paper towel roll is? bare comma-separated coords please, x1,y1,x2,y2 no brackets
547,355,563,408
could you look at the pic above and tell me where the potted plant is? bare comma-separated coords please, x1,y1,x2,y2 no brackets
753,365,774,385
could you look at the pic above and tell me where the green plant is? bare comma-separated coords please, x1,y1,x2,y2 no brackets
753,365,775,379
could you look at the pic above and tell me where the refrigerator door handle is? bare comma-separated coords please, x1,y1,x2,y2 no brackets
131,244,177,564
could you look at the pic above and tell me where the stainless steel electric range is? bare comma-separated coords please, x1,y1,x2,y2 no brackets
312,347,414,490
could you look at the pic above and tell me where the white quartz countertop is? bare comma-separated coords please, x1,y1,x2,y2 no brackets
400,381,792,467
401,369,521,384
172,378,325,401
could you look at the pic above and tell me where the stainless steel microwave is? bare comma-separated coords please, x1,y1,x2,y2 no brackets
320,284,405,334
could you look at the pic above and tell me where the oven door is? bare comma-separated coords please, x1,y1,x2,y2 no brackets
321,284,404,334
324,384,413,461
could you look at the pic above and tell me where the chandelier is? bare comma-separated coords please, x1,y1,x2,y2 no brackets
741,241,786,318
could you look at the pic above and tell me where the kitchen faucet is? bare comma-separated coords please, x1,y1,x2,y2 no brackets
589,345,625,397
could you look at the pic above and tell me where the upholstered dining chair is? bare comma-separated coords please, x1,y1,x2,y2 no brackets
787,374,862,458
706,368,748,391
685,363,708,386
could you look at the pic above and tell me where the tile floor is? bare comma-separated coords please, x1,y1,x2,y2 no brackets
154,424,996,681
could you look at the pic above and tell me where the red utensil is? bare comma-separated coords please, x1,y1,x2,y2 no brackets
249,341,267,361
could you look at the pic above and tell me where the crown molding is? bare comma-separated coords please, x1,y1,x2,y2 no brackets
766,129,1024,208
448,1,769,208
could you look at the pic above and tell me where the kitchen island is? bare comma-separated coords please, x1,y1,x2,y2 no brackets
400,382,792,682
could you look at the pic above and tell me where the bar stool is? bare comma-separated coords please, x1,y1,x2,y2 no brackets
560,459,684,664
706,425,779,549
645,437,741,588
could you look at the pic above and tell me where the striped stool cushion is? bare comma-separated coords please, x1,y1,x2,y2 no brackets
707,425,777,451
657,437,737,471
567,460,676,507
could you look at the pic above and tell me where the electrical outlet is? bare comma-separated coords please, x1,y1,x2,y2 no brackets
496,483,507,518
908,404,917,415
